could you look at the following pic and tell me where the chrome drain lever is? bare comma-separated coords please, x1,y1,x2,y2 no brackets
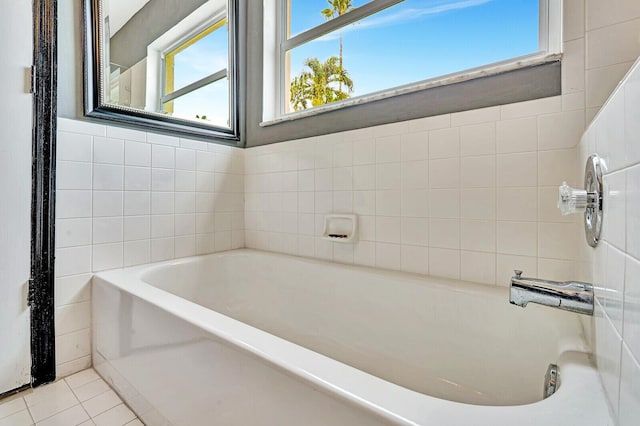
543,363,559,399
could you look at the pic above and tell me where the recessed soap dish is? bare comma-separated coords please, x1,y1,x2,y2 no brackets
322,214,357,243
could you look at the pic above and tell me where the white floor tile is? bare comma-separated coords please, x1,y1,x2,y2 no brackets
72,380,110,403
0,397,27,419
25,381,79,423
3,369,143,426
36,404,89,426
0,409,34,426
65,369,101,390
82,391,122,418
93,404,136,426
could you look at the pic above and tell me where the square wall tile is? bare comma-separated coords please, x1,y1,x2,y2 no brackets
538,110,585,150
93,137,124,165
92,243,123,271
619,344,640,426
538,149,578,186
497,187,537,222
429,128,459,159
152,144,175,168
497,221,537,256
429,158,460,189
121,240,149,267
401,132,428,161
57,161,92,190
151,238,174,262
93,164,123,191
460,122,495,157
461,156,495,188
624,255,640,361
401,245,428,274
55,246,91,278
595,302,622,419
125,141,151,166
603,171,627,251
57,191,92,219
429,248,460,279
401,217,428,246
375,216,401,244
497,152,537,187
56,218,92,248
92,217,123,245
401,160,428,189
461,251,496,285
460,220,496,253
93,191,123,217
375,242,401,270
58,132,92,162
496,117,537,154
460,188,495,220
375,135,401,163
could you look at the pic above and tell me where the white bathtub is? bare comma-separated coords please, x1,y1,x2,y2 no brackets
92,249,611,425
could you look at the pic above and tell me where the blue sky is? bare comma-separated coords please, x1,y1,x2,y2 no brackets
170,23,230,127
289,0,540,103
161,0,540,121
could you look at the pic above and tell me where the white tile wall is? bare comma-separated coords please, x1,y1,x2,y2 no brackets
245,92,586,285
580,57,640,425
54,118,244,378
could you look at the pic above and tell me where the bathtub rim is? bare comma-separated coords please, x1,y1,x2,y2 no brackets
93,249,612,426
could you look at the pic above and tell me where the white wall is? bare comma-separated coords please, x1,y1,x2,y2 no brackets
580,58,640,425
244,98,584,285
53,118,244,377
0,1,33,392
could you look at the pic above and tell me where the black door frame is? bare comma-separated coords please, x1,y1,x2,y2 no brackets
0,0,56,400
30,0,57,387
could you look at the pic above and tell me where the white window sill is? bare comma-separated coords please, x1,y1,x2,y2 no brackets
260,52,562,128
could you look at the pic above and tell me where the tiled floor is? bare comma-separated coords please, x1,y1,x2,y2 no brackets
0,369,143,426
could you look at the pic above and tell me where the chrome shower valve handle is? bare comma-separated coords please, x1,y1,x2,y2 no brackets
557,182,597,216
555,154,604,247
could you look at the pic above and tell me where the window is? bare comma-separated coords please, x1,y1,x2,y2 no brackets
263,0,561,122
162,17,230,128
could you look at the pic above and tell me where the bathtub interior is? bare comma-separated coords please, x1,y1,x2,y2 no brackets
137,250,588,406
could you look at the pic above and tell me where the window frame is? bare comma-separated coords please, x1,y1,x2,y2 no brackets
84,0,241,143
161,17,229,117
263,0,562,124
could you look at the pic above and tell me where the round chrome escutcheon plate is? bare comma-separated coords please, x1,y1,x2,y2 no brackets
584,154,604,247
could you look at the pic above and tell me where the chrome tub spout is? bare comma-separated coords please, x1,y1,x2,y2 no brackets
509,270,594,316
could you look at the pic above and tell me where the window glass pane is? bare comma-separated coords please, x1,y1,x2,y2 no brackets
288,0,372,38
169,20,228,93
286,0,539,112
165,78,230,128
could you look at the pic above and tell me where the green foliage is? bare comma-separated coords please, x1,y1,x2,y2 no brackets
290,56,353,111
321,0,354,20
290,0,355,111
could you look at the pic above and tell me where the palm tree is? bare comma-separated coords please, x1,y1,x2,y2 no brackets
321,0,353,91
290,57,353,111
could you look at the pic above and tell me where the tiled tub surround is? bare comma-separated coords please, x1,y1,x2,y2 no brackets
54,117,244,378
579,58,640,425
244,98,585,286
